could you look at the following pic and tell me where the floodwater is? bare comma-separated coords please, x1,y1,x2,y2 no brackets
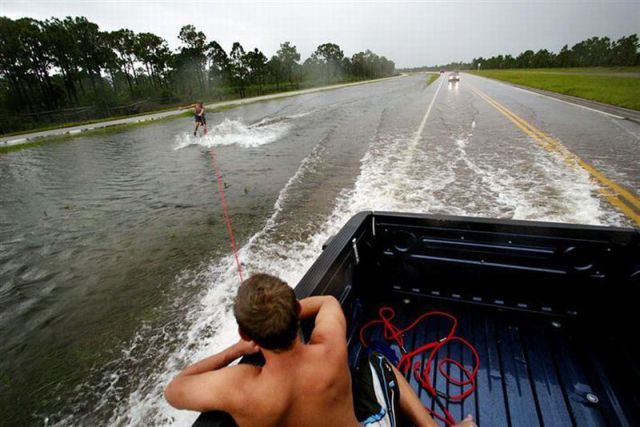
0,74,638,426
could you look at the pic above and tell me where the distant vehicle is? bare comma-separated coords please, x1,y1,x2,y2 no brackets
448,71,460,82
440,69,445,74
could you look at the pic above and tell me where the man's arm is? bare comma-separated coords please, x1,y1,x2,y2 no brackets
299,296,347,345
164,339,258,411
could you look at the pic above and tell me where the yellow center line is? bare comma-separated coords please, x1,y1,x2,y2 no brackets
467,84,640,225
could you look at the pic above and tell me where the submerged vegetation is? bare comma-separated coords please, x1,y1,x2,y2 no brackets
0,16,396,134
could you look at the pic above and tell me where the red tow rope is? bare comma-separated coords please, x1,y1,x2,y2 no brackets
359,307,479,426
209,147,244,284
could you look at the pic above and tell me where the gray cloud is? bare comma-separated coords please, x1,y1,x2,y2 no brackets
1,1,638,67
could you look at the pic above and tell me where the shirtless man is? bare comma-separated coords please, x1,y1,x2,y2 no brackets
165,273,476,427
181,102,208,136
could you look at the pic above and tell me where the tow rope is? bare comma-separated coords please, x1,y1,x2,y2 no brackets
209,147,244,284
359,307,479,426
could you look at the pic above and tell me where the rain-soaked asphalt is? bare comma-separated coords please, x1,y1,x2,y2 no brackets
0,73,638,426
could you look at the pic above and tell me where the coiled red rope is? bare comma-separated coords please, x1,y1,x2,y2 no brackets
359,307,479,426
209,147,244,284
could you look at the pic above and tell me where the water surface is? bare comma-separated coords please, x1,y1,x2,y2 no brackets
0,74,636,426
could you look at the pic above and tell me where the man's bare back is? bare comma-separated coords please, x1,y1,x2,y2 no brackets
165,275,475,427
229,335,360,426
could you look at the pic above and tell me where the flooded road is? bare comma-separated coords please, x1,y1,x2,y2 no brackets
0,73,638,426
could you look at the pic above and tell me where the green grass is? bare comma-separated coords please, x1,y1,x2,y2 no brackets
426,73,439,86
0,104,191,138
0,114,179,154
472,68,640,111
504,66,640,75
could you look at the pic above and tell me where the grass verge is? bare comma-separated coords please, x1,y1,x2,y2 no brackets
496,66,640,75
426,73,439,86
0,105,190,139
1,113,183,154
472,68,640,110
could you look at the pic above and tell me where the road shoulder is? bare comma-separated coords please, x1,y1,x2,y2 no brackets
467,73,640,124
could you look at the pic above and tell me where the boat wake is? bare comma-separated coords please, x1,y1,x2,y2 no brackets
173,112,310,150
446,136,625,225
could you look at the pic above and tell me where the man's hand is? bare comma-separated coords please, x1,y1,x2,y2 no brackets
173,340,255,379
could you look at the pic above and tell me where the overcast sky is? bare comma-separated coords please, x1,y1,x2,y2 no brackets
1,1,638,68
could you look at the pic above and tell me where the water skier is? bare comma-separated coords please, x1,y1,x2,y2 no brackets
181,102,208,136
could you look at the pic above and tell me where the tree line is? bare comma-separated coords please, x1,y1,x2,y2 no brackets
406,34,639,73
472,34,639,70
0,16,396,133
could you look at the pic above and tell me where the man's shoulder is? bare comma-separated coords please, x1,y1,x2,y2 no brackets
217,364,263,408
207,363,261,395
309,320,348,347
305,338,348,363
227,363,261,382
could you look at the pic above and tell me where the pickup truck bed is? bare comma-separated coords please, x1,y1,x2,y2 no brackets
195,212,640,427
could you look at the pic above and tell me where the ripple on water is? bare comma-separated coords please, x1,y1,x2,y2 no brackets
2,75,632,426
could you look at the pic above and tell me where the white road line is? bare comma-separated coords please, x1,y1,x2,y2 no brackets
610,118,640,141
406,76,445,163
465,73,625,120
510,85,625,119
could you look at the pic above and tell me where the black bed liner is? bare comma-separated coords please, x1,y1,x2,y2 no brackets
194,212,639,427
350,297,633,427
